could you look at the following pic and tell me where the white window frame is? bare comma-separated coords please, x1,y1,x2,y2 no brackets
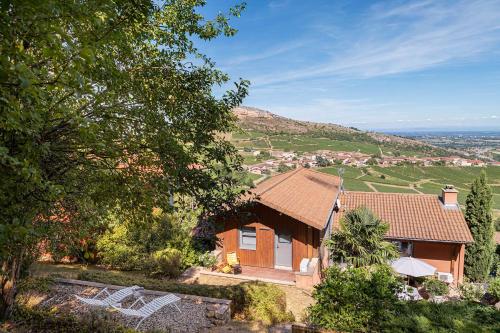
239,226,257,250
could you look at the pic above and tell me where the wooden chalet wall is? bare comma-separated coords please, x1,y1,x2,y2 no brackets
217,203,320,271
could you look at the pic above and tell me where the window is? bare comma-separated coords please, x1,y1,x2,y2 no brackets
278,234,291,244
239,226,256,250
393,240,413,256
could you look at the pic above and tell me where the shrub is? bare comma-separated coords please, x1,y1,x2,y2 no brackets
198,252,218,268
11,305,136,333
423,278,448,296
96,224,147,271
488,277,500,301
146,248,183,278
242,282,294,325
76,270,293,324
96,211,203,272
459,282,485,302
17,276,55,294
307,265,401,332
382,301,500,332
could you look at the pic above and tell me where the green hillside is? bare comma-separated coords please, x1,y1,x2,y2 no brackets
231,130,447,158
319,165,500,210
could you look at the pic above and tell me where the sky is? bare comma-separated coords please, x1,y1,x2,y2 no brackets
196,0,500,131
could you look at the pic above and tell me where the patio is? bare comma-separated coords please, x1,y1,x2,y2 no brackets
200,265,296,285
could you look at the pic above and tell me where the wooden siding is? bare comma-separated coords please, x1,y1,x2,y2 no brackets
217,203,320,272
412,241,464,283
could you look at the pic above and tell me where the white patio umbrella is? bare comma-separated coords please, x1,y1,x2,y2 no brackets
391,256,437,277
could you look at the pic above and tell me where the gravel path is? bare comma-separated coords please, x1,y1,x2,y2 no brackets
37,284,213,332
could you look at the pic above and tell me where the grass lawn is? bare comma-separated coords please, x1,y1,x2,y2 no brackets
344,179,374,192
319,166,363,179
358,174,412,187
242,155,260,165
371,184,419,193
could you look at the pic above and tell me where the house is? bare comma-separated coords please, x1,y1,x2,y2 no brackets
216,168,473,288
216,168,341,288
333,187,473,284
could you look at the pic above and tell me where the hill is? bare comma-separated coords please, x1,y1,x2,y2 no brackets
232,106,448,157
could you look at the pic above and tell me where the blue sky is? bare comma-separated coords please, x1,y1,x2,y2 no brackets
197,0,500,131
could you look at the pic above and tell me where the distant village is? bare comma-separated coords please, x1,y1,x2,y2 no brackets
243,149,500,175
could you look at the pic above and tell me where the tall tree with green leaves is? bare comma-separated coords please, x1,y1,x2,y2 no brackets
0,0,248,318
464,171,494,282
327,207,398,267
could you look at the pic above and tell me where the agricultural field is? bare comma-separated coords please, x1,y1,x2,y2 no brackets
230,131,436,157
319,165,500,210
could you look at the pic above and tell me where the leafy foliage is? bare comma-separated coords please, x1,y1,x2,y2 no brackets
16,277,55,294
147,248,182,279
242,283,294,325
488,277,500,302
464,172,495,282
382,301,500,333
277,162,295,173
422,278,449,297
0,0,248,317
327,207,398,267
198,252,218,268
11,304,135,333
96,209,201,275
307,265,402,332
458,281,485,302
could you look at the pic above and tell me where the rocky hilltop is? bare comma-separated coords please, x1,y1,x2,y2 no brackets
233,106,432,148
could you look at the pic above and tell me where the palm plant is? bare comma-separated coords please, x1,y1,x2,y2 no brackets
327,207,398,267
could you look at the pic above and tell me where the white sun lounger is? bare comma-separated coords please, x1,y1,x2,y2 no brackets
112,294,182,329
75,285,142,307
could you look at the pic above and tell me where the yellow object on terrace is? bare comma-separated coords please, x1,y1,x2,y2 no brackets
226,252,240,266
221,265,232,274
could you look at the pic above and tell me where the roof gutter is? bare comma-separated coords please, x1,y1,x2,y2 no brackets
386,236,473,244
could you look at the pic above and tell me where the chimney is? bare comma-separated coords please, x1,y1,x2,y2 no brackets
441,185,458,206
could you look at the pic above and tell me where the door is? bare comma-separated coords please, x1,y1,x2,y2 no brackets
275,231,292,269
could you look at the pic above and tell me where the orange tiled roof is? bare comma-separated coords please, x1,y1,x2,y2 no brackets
334,192,473,243
250,168,341,230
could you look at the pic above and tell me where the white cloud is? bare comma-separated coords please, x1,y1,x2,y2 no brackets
250,0,500,87
268,0,290,9
225,40,308,66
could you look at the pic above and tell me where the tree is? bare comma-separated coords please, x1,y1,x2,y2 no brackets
327,207,398,267
307,265,401,332
0,0,247,318
464,171,494,282
277,162,294,173
315,155,331,167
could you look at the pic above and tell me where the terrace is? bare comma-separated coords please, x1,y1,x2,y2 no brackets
200,265,295,286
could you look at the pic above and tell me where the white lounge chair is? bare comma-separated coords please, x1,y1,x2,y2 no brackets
75,285,142,308
112,294,182,329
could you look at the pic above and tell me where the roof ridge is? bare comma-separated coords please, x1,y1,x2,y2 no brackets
257,167,304,196
344,191,437,197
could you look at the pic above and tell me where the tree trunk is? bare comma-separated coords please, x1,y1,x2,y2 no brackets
0,252,23,319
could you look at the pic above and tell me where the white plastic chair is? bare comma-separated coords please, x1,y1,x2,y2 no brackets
112,294,182,329
74,285,142,308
